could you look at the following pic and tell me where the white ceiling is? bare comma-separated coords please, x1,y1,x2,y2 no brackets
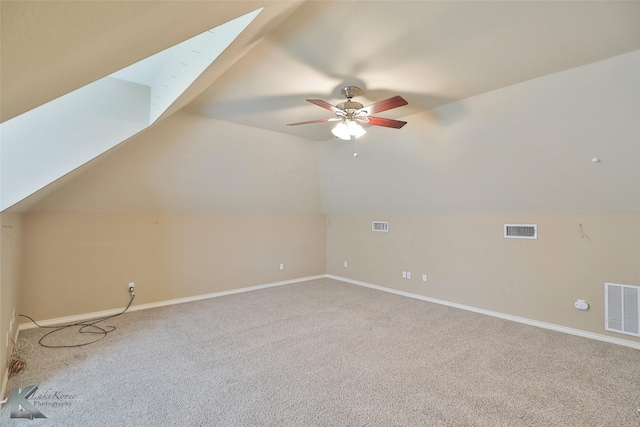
185,1,640,141
4,1,640,133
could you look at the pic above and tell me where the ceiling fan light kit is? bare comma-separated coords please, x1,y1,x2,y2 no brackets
332,120,366,140
288,86,408,140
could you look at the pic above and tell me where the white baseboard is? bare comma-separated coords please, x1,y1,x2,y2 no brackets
0,368,7,403
1,325,21,402
327,274,640,350
18,275,325,331
17,273,640,351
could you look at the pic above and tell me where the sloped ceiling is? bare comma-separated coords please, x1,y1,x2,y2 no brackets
2,1,640,214
0,1,304,122
187,1,640,142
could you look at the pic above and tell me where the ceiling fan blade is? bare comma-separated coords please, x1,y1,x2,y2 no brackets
361,116,407,129
287,117,340,126
359,95,408,115
307,99,342,113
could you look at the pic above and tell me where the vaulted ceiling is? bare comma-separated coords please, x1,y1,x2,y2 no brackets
2,1,640,214
186,1,640,141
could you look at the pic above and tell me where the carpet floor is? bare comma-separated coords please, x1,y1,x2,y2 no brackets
2,278,640,426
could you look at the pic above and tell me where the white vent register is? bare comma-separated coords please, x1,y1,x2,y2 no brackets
605,282,640,337
372,221,389,232
504,224,537,239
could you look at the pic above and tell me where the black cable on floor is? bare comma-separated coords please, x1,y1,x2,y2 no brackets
18,293,135,348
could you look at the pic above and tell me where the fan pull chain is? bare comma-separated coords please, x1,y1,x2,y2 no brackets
353,138,358,158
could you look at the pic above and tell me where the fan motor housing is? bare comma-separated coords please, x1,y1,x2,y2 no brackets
336,101,363,111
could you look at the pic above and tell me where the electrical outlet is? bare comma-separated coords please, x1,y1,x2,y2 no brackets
402,271,407,279
279,263,284,271
128,282,135,292
422,274,427,282
406,272,411,279
344,261,348,268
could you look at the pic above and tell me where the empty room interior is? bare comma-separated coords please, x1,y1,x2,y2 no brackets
1,1,639,425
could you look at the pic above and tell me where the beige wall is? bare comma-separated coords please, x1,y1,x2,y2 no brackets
19,212,326,321
0,212,22,390
327,213,640,343
16,112,324,214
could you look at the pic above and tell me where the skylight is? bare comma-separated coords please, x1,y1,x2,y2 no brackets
0,8,263,211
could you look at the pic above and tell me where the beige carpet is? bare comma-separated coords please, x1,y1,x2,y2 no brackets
3,278,640,426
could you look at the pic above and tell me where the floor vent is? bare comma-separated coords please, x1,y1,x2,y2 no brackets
605,282,640,337
372,221,389,232
504,224,537,239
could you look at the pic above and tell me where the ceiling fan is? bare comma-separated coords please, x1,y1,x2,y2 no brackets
287,86,408,140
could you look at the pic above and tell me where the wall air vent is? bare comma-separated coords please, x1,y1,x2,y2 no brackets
605,282,640,337
504,224,537,239
372,221,389,232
